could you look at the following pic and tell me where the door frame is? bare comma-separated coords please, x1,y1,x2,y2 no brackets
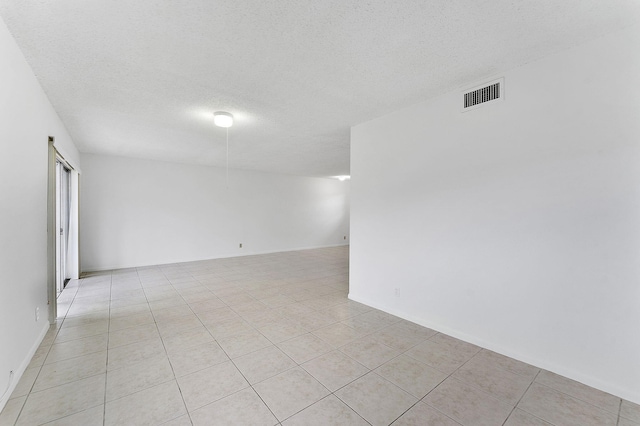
47,138,57,323
47,137,80,324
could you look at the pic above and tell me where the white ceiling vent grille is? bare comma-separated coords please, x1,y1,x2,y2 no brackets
462,78,504,111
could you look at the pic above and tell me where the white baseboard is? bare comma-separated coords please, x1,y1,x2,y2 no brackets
82,243,350,273
348,292,640,405
0,321,50,412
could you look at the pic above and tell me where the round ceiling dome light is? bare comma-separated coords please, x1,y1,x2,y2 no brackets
214,111,234,128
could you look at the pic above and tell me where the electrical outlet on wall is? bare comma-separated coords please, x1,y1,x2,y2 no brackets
239,243,243,248
35,306,40,322
394,288,400,297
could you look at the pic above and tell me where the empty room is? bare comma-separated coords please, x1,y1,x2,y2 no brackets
1,1,639,425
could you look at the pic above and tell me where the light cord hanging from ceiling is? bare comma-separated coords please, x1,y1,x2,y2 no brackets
226,126,229,188
213,111,234,189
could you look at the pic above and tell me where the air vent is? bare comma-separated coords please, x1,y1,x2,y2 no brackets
462,78,504,111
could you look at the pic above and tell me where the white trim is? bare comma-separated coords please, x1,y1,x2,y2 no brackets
81,243,350,273
347,292,639,404
0,322,49,412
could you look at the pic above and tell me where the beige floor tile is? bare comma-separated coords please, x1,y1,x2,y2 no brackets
253,367,330,421
104,380,186,426
260,294,296,308
234,345,296,384
504,408,553,425
232,300,271,315
26,344,50,369
219,292,257,306
384,320,438,340
151,304,193,322
108,311,155,331
354,310,401,328
107,336,166,370
9,367,40,399
274,303,315,317
340,335,401,369
294,311,339,331
162,325,214,354
517,383,617,426
45,333,108,364
33,351,107,392
277,333,332,364
106,354,174,401
621,400,640,422
217,330,273,358
0,396,26,426
340,315,384,334
334,372,417,426
204,317,254,339
156,313,203,337
40,324,63,347
241,309,285,326
109,303,150,319
282,394,369,426
191,388,278,426
311,323,360,347
177,361,249,410
452,356,533,405
42,405,104,426
55,321,109,343
473,349,540,380
257,319,308,343
149,296,187,311
188,297,226,312
392,401,461,426
429,333,481,358
619,417,640,426
323,302,370,321
167,340,229,377
66,300,110,317
535,370,620,414
160,414,193,426
109,288,145,299
109,295,148,309
107,323,160,348
370,328,426,351
16,374,105,425
13,248,628,426
247,286,283,300
375,354,447,398
196,306,241,324
423,378,513,426
404,340,475,374
302,350,369,392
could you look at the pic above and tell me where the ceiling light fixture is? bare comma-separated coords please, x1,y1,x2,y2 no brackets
213,111,234,128
336,175,350,181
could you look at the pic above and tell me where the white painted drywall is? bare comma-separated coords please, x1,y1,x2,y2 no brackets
80,154,350,271
0,17,80,410
350,25,640,403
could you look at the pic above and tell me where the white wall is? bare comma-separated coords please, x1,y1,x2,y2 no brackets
80,154,350,271
0,17,80,410
350,25,640,403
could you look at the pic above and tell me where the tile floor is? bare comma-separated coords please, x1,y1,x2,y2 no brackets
1,246,639,425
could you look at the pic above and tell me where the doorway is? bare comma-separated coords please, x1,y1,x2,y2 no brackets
55,159,71,297
47,137,80,323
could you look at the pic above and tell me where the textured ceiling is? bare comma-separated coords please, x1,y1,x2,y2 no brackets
1,1,639,177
